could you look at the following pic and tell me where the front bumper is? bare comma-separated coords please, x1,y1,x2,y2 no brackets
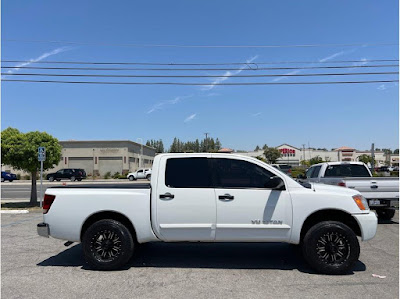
353,212,378,241
37,223,49,238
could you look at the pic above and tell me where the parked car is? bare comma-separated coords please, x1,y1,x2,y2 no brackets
46,169,86,182
1,171,17,182
126,168,151,181
377,166,391,172
298,162,399,220
271,164,292,175
38,153,377,274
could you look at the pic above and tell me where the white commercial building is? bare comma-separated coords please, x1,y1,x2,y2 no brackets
238,144,391,167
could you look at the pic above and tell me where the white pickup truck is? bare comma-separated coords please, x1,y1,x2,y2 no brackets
298,162,399,220
37,153,377,274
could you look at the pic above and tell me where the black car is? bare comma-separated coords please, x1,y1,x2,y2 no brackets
46,169,86,182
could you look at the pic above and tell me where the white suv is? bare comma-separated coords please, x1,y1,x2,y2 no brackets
127,168,151,181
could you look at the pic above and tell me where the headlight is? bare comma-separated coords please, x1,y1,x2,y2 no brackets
352,195,369,210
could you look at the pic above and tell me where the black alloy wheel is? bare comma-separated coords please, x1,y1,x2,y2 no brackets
302,221,360,275
83,219,134,270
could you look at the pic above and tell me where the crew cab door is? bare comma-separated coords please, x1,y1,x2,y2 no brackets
211,156,292,242
154,155,216,241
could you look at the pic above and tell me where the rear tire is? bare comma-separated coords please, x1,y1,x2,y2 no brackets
9,180,13,182
70,176,76,182
77,178,82,181
376,209,395,220
82,219,134,270
302,221,360,275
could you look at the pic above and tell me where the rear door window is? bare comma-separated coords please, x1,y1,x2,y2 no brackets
165,158,211,188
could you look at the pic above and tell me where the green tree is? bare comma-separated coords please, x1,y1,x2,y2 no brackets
263,146,282,164
254,145,260,151
1,128,62,206
358,154,374,165
309,156,324,166
394,149,399,154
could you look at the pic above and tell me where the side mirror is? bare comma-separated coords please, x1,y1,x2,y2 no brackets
265,176,285,190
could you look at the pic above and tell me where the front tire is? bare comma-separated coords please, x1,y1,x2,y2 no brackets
82,219,134,270
48,177,54,182
128,176,135,181
146,174,151,180
302,221,360,275
376,209,395,220
70,176,76,182
1,178,5,182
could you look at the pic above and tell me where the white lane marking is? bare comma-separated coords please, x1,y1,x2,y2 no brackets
1,210,29,214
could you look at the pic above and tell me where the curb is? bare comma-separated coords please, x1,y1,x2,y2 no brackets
1,210,29,214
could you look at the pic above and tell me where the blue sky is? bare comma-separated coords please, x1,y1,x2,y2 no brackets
1,0,399,151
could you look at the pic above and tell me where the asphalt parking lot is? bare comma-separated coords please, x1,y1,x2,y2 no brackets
1,211,398,299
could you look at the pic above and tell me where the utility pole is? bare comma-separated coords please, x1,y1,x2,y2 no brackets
204,132,209,152
302,144,306,162
371,143,375,170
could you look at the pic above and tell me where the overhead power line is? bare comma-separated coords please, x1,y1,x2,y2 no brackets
2,71,397,78
3,39,398,48
1,59,398,66
1,64,398,72
2,79,398,86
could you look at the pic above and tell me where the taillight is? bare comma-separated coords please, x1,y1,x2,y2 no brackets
43,194,56,214
338,182,346,187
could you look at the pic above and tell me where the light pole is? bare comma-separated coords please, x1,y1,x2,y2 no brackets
204,133,210,152
137,138,143,169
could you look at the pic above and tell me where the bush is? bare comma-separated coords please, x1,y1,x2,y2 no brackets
390,171,399,177
112,172,120,179
104,171,111,179
291,167,305,178
23,175,31,180
16,174,21,180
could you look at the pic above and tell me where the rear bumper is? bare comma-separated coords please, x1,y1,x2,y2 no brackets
367,198,399,208
353,212,377,241
37,223,49,238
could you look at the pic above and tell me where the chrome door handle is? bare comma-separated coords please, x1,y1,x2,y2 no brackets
160,192,174,199
219,194,234,201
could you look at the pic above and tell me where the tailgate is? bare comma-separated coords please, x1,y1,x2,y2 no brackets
344,178,399,200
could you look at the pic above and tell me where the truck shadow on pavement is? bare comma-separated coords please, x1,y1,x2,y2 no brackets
37,242,366,275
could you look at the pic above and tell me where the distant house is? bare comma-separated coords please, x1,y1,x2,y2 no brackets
218,148,234,153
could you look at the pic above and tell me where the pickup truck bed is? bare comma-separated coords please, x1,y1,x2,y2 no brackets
50,184,151,189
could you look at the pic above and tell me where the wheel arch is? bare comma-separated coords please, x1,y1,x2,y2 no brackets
300,209,362,242
80,210,137,242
